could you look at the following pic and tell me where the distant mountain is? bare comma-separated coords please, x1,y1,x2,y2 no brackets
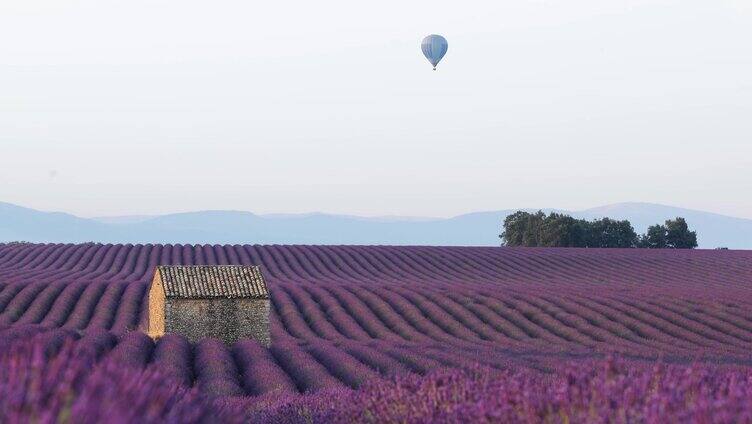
0,202,119,243
91,215,156,225
1,201,750,248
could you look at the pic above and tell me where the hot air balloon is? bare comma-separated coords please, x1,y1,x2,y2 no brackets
421,34,448,70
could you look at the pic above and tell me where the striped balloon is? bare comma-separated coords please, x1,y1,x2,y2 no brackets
421,34,448,70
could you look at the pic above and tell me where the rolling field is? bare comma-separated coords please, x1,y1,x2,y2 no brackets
1,243,752,399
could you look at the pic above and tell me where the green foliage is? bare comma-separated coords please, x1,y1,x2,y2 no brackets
500,211,545,247
637,218,698,249
501,212,697,249
540,213,588,247
585,217,639,248
665,217,698,248
639,224,668,248
501,211,590,247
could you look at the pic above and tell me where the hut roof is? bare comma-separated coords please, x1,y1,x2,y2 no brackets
155,265,268,299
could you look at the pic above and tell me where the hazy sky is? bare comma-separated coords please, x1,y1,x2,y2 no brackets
1,0,751,219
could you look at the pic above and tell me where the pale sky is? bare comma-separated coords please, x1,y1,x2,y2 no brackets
1,0,751,219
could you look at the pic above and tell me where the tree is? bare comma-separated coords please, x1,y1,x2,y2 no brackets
540,213,588,247
636,218,697,249
500,211,530,247
500,211,546,247
665,217,697,249
585,218,639,248
500,211,525,246
500,212,696,249
639,224,668,248
502,212,635,248
521,211,546,247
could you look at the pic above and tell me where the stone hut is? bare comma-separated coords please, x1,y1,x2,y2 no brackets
147,265,270,346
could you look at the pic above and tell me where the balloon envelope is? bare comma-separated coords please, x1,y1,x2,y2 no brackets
421,34,448,69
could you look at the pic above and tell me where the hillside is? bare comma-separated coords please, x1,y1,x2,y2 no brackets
1,243,752,400
1,201,751,248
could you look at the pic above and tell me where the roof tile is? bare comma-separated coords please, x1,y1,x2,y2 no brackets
156,265,268,299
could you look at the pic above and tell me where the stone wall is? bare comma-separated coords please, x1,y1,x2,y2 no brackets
165,298,270,346
147,275,165,338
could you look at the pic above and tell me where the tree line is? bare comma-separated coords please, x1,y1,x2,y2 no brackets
500,211,698,248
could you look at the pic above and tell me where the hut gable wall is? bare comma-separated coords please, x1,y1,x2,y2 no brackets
147,272,166,338
165,298,270,346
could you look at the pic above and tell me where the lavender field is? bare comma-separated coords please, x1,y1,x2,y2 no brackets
2,243,752,422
